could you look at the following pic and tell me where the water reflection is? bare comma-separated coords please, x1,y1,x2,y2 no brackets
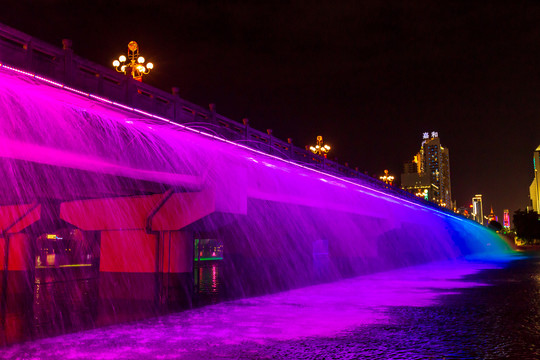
195,262,222,305
4,254,536,359
33,277,98,336
35,229,96,269
194,238,224,305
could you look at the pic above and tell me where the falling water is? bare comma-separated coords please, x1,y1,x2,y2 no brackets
0,68,513,346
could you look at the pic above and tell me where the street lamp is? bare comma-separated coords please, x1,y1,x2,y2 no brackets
112,41,154,81
309,136,331,158
415,189,429,200
379,169,394,185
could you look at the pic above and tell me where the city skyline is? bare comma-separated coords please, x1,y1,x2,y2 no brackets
1,1,539,218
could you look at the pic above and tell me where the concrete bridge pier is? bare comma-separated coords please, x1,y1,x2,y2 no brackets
0,183,247,342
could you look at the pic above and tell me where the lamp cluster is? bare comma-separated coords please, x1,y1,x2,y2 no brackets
112,41,153,81
380,169,394,185
309,136,331,158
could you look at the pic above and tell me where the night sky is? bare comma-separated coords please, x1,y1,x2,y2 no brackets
1,1,539,220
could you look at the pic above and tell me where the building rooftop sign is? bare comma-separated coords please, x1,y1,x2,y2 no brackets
423,131,439,139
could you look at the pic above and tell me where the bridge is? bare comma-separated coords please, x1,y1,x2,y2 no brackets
0,22,511,345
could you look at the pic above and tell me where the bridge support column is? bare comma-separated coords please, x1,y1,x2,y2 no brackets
0,233,34,346
0,203,41,345
157,231,193,309
97,229,160,325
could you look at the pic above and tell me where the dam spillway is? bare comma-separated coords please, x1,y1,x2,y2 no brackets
0,43,513,345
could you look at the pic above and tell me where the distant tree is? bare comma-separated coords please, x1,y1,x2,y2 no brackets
488,220,503,232
513,209,540,244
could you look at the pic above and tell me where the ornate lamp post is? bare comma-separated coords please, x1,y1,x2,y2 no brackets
309,136,331,158
112,41,154,81
379,169,394,185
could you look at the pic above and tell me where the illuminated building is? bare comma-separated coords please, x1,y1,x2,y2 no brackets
487,206,498,223
401,171,430,200
503,209,510,229
401,132,452,208
472,194,484,225
529,145,540,212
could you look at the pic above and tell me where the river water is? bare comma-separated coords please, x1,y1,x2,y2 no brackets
2,252,539,359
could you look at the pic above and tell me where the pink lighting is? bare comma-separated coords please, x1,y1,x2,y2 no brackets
0,256,517,357
0,39,518,352
63,86,89,96
3,62,462,222
0,62,510,265
89,94,113,104
0,62,462,220
34,76,64,87
133,108,154,117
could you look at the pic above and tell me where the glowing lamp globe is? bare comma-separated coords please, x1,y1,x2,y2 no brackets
128,41,138,52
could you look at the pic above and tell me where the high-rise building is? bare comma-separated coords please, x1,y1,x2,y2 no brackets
401,132,452,209
472,194,483,225
529,145,540,212
503,209,510,229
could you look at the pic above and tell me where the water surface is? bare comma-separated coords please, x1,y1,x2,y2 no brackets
3,252,538,359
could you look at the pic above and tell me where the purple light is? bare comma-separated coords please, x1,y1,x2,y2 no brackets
133,108,154,117
0,256,516,357
152,114,171,123
1,64,35,77
0,51,516,351
89,94,113,104
0,62,486,222
63,85,90,97
34,75,64,87
112,102,135,111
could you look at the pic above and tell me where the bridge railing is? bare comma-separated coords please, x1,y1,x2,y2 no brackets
0,22,453,214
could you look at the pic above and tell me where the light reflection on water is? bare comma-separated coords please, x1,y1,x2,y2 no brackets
195,262,222,306
3,254,534,359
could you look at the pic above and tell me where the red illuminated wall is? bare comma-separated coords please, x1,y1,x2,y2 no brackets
61,195,162,230
99,230,157,273
160,231,193,273
0,233,32,271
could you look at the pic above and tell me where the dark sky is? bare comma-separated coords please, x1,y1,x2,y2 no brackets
1,0,539,219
